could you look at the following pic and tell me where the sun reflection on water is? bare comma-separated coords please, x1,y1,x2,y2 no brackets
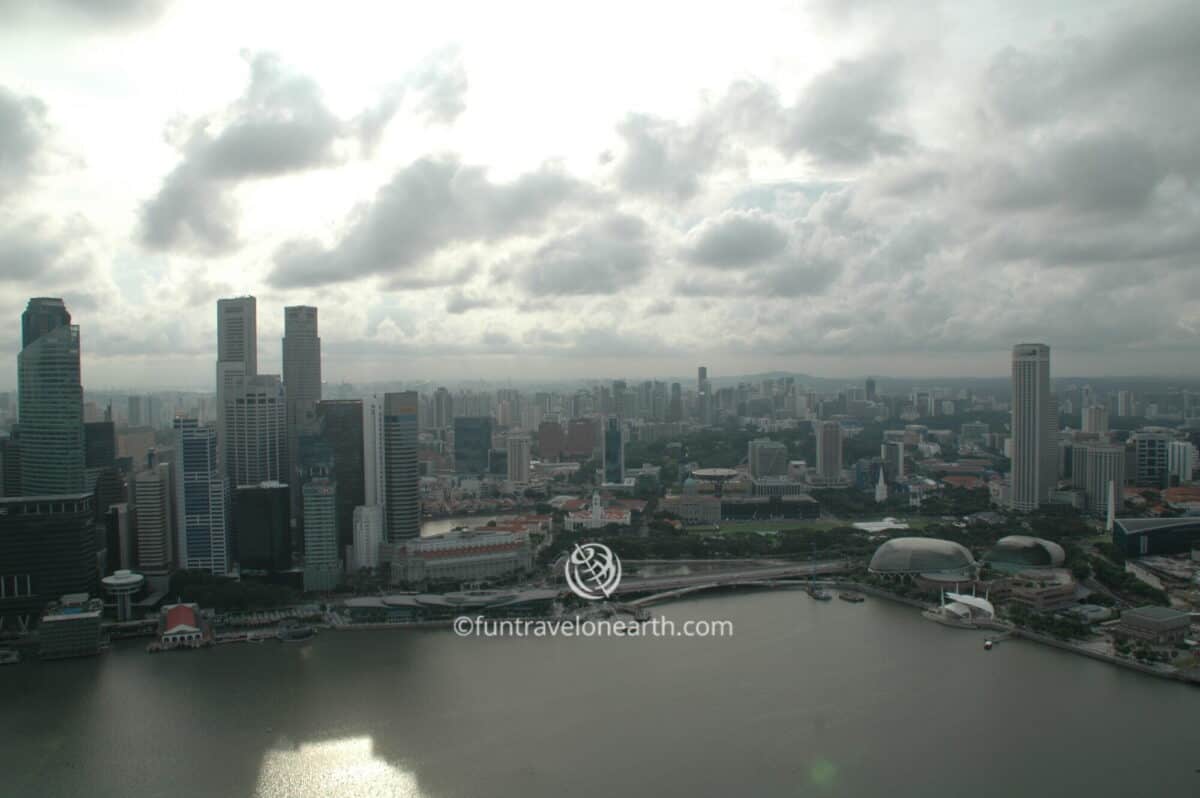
255,736,425,798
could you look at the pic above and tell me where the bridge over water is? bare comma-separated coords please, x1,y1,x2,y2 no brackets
613,559,856,603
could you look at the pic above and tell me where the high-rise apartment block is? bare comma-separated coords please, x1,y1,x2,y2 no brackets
1010,343,1056,511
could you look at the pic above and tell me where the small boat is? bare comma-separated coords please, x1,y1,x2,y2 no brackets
984,639,994,650
838,591,865,603
0,649,19,665
277,621,316,642
807,587,833,601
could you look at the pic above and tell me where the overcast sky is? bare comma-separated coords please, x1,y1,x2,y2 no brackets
1,0,1198,390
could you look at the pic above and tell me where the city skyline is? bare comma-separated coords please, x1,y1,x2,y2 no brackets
3,2,1200,389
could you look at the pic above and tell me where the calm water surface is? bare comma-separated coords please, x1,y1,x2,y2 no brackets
2,591,1197,797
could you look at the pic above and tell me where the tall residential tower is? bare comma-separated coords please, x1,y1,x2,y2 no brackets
1010,343,1056,511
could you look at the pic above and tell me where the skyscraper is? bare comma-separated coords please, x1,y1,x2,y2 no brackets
134,462,173,574
383,392,420,541
225,374,287,486
1168,440,1195,485
865,377,877,402
232,482,291,572
602,416,624,484
174,418,230,576
1132,431,1170,489
352,504,384,571
1080,442,1125,516
1116,390,1135,417
302,477,339,592
432,387,453,430
1082,404,1109,435
363,394,386,509
454,416,493,476
882,440,905,481
0,493,97,631
697,366,711,425
127,395,143,427
282,306,321,516
537,420,564,462
316,399,365,550
1010,343,1055,512
507,433,531,484
216,296,257,462
668,382,683,422
18,297,84,495
815,421,843,484
84,421,116,472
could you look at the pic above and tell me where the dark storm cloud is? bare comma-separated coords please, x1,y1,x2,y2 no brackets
514,213,652,296
680,210,790,267
0,0,167,29
780,53,909,164
0,86,50,198
269,155,593,288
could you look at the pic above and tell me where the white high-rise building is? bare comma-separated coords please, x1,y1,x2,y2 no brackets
1166,439,1195,482
506,433,531,484
1010,343,1056,511
1117,390,1135,417
352,504,384,571
1082,404,1109,435
216,297,257,462
1081,443,1125,516
1168,440,1195,485
226,374,287,486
